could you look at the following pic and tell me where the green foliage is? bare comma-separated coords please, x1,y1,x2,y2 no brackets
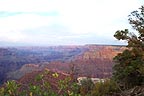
79,78,94,96
0,73,121,96
113,49,144,89
113,5,144,89
90,79,120,96
0,71,81,96
77,78,120,96
5,80,20,96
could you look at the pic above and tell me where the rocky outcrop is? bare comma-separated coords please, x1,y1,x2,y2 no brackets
6,64,47,80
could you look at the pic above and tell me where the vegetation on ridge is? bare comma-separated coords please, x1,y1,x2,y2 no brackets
0,69,120,96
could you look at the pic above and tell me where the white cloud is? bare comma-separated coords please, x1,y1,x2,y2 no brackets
0,31,26,42
0,14,58,42
57,0,141,35
0,0,142,45
0,14,56,30
0,0,56,12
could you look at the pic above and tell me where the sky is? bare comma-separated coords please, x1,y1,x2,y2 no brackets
0,0,143,46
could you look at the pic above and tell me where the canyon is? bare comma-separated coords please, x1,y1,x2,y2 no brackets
0,45,125,84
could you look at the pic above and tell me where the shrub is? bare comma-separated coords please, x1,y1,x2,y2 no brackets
91,79,120,96
0,71,81,96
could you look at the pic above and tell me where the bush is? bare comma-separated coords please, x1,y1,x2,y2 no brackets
79,78,94,96
0,71,81,96
0,70,121,96
91,79,120,96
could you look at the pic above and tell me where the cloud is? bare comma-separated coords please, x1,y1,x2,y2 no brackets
0,0,57,12
57,0,141,34
0,0,142,46
0,13,59,42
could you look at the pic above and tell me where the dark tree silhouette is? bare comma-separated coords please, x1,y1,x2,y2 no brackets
113,6,144,89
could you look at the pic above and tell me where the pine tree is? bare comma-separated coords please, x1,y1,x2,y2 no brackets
113,6,144,89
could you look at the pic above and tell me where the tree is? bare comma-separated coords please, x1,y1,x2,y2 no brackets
113,6,144,89
69,61,79,81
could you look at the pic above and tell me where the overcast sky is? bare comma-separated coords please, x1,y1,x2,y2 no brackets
0,0,142,46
